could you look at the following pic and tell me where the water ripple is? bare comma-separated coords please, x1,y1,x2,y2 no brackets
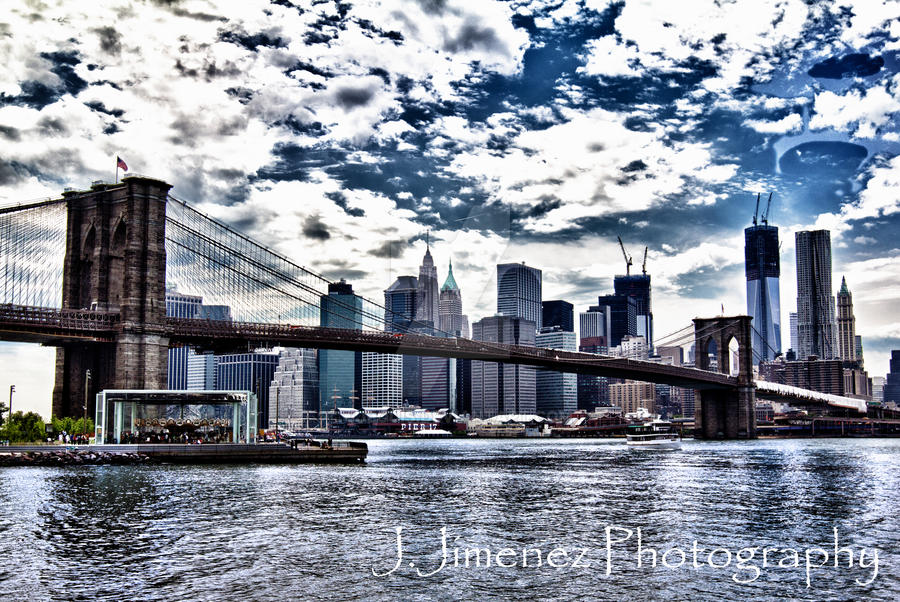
0,438,897,600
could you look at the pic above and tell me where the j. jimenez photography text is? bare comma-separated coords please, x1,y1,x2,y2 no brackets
372,526,881,587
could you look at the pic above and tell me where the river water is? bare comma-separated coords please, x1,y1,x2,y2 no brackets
0,438,897,601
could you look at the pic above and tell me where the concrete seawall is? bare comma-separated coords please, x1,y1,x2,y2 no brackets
0,442,367,465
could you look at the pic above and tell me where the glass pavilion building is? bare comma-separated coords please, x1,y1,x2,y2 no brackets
95,390,258,444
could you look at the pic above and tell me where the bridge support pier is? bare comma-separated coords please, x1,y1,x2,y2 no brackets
693,316,757,440
114,332,170,389
52,177,172,419
694,386,756,439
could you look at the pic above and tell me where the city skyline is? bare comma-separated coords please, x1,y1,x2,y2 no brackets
143,233,875,423
2,1,900,416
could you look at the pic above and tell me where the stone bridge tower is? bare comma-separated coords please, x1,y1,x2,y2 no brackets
693,315,757,439
52,176,172,418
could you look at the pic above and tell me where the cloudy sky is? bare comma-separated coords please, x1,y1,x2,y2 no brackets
2,0,900,417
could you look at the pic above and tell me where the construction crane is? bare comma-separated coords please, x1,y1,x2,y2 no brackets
641,246,648,276
752,192,761,226
617,235,632,276
762,192,774,225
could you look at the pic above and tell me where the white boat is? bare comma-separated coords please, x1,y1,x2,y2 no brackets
412,428,453,438
625,418,682,449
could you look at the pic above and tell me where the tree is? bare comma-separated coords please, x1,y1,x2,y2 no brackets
0,411,47,443
50,416,94,438
0,402,7,428
51,415,77,435
73,417,94,436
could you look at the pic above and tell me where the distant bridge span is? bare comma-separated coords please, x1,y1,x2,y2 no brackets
0,304,736,391
167,318,738,390
2,304,872,421
755,380,868,413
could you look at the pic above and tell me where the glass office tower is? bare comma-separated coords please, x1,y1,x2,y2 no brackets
613,275,652,353
319,280,363,422
795,230,837,360
745,223,782,361
497,262,542,331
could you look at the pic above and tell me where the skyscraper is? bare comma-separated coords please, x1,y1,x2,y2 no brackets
268,348,319,430
471,315,536,418
855,335,865,367
594,295,636,348
578,307,612,409
166,290,233,390
613,335,648,360
613,274,653,352
186,351,217,390
385,276,418,332
422,260,470,411
217,350,280,429
319,280,363,420
542,300,574,332
439,260,469,337
609,381,656,414
744,222,781,361
455,357,472,415
362,352,402,410
795,230,837,359
657,346,684,365
657,346,688,416
385,275,420,406
197,304,231,321
415,242,439,327
165,290,203,318
497,263,542,330
420,355,453,411
535,326,577,418
577,336,609,409
758,357,845,396
165,291,203,389
789,312,799,353
836,276,857,364
580,307,612,344
885,351,900,405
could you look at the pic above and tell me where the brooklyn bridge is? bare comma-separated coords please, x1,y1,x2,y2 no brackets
0,176,871,439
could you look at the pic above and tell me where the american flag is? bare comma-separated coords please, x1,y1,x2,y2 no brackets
116,156,128,171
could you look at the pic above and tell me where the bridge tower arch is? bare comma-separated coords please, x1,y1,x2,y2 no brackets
52,176,172,418
693,315,756,439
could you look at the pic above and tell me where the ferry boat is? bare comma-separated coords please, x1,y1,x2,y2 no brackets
625,419,681,449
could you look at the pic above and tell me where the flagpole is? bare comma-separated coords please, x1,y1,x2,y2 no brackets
115,157,119,184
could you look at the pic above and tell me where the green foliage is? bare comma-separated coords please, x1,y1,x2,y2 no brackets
0,402,7,428
50,416,94,436
0,411,47,443
74,417,94,436
51,416,76,435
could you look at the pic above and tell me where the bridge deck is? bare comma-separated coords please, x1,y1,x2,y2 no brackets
0,304,120,343
167,319,738,389
2,304,875,406
756,380,868,413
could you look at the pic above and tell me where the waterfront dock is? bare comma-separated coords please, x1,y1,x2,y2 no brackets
0,441,367,466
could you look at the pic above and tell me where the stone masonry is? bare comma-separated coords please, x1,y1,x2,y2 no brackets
692,315,757,439
52,176,172,418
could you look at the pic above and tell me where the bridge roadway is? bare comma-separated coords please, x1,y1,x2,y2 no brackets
0,304,120,343
755,380,868,413
0,304,736,390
